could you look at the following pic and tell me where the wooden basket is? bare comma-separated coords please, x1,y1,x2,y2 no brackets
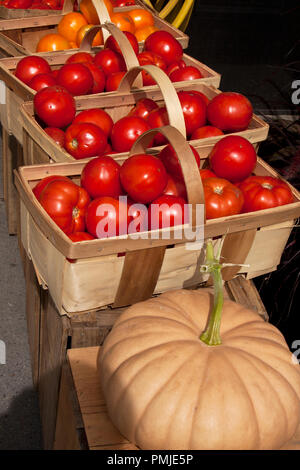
0,0,73,20
0,25,220,143
0,0,189,57
15,125,300,315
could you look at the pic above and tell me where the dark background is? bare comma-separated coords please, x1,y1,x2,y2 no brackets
185,0,300,348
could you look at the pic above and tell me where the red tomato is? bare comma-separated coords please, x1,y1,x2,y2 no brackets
207,92,253,132
44,127,65,147
41,0,61,9
137,51,167,86
162,174,186,200
28,72,57,91
237,176,294,213
105,71,126,92
149,194,186,230
7,0,33,8
187,90,210,106
81,62,106,93
127,197,149,234
209,135,257,183
68,232,95,241
146,107,169,146
177,90,207,137
66,52,94,64
128,98,159,120
39,179,91,234
64,122,107,159
56,63,94,96
104,31,139,56
34,85,76,128
158,143,200,183
80,155,122,199
144,30,183,66
120,154,168,204
112,0,135,6
15,55,51,86
166,59,186,76
200,168,216,180
85,196,132,239
169,66,203,83
203,177,244,219
191,126,224,140
72,108,113,138
32,174,70,200
111,116,150,152
94,49,126,76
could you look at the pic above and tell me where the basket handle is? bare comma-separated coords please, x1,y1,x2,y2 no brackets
118,64,187,138
86,0,112,41
79,24,143,88
113,125,205,308
62,0,74,14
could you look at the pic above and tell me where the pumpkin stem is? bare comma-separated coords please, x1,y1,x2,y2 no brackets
200,240,224,346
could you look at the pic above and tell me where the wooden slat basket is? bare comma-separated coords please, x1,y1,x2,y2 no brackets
0,0,189,57
15,125,300,316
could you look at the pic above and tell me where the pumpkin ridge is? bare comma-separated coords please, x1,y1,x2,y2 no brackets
223,320,286,342
221,346,300,448
132,346,209,447
220,349,261,449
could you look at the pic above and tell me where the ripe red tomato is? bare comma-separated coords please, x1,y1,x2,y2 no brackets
120,154,168,204
191,126,224,140
111,116,150,152
72,108,113,138
169,66,203,83
33,174,70,200
85,196,132,239
64,122,107,159
177,91,207,137
127,197,149,234
41,0,61,9
112,0,135,6
44,127,65,147
7,0,33,9
105,71,126,91
162,174,186,200
146,107,169,146
80,155,122,199
166,59,186,76
187,90,210,106
203,177,244,219
15,55,51,85
200,168,216,180
68,232,95,242
144,30,183,66
56,63,94,96
28,72,57,91
39,179,91,234
207,92,253,132
104,31,139,56
94,49,126,76
79,62,106,94
137,51,167,86
237,176,294,213
34,85,76,128
158,143,200,183
66,52,94,64
209,135,257,183
149,194,186,230
128,98,159,120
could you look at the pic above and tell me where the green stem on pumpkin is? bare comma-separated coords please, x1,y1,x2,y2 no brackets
199,240,224,346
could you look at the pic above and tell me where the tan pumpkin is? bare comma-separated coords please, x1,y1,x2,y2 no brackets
98,288,300,450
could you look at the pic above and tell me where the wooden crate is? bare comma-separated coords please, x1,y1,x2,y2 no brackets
24,246,269,450
53,346,300,450
15,125,300,315
0,0,73,20
0,0,189,57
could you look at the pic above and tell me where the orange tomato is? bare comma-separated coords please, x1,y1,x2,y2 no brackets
76,24,104,47
80,0,113,24
134,25,159,42
69,41,79,49
110,12,136,34
127,8,154,30
36,34,71,52
58,12,88,43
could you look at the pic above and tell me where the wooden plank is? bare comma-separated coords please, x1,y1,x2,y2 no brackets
67,347,138,450
226,276,269,321
53,362,88,450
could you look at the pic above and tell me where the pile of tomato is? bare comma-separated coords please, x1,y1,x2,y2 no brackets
0,0,63,9
32,133,294,248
